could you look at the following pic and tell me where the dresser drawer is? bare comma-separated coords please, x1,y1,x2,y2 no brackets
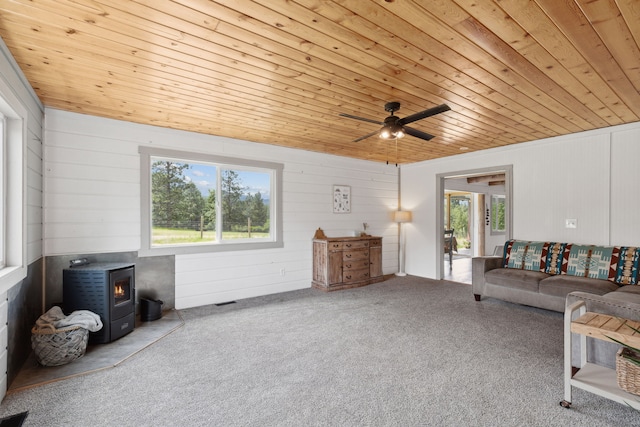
369,238,382,247
343,240,370,250
328,242,343,251
343,259,370,271
343,268,370,284
343,250,369,261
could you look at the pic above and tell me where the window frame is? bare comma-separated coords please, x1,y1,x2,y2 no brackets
139,147,283,257
0,79,28,292
490,194,506,235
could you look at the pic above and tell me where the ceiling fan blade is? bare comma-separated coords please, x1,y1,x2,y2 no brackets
404,126,435,141
398,104,450,126
339,113,384,125
353,130,380,142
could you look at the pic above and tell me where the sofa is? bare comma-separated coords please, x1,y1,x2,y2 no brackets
472,239,640,313
473,239,640,367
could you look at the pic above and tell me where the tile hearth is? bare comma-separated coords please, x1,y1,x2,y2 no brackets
9,309,183,393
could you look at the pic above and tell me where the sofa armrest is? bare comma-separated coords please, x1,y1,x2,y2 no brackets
565,291,640,321
565,291,640,369
472,256,503,300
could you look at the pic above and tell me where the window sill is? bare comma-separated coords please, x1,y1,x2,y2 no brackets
138,240,284,257
0,265,27,295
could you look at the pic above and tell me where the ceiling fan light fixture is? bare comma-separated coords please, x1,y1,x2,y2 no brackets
379,120,405,139
379,124,405,140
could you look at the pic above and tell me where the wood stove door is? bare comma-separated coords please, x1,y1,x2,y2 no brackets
110,266,135,321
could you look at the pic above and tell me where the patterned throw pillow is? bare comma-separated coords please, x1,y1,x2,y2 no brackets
541,242,569,275
502,240,515,268
564,245,613,280
503,240,544,271
609,246,639,285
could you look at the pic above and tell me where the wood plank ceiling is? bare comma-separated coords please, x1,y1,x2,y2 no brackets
1,0,639,164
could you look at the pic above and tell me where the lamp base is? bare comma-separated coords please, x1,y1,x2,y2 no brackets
395,272,407,277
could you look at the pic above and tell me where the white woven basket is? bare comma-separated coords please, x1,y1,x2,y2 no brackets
31,324,89,367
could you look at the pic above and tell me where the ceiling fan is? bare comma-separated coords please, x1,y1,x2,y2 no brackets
339,102,450,143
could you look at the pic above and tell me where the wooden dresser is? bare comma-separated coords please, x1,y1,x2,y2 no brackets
312,236,384,291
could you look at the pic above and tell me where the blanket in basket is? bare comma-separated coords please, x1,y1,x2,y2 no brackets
33,306,103,333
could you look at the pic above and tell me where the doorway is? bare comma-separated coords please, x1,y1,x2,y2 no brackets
443,192,473,283
436,166,512,282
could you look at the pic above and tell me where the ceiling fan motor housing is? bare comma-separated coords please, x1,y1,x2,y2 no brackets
384,102,401,114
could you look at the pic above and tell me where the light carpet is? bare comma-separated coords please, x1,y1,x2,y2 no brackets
0,276,638,426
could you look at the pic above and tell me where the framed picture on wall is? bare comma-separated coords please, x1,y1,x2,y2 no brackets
333,185,351,213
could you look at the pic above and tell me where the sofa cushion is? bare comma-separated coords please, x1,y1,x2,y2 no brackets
602,289,640,306
485,268,548,293
539,275,618,298
607,285,640,306
611,285,640,295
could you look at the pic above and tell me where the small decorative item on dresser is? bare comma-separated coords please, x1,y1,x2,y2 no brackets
313,228,327,239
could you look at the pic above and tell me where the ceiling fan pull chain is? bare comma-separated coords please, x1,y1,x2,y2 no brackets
395,137,399,167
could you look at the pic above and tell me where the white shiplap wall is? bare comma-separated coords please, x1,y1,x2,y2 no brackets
402,121,640,279
26,127,44,264
610,127,640,247
44,109,400,309
0,39,44,400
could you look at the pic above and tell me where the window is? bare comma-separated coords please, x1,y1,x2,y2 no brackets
0,81,28,291
491,194,506,234
446,194,470,247
140,147,283,256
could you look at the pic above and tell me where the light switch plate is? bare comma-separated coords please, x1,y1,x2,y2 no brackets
565,218,577,229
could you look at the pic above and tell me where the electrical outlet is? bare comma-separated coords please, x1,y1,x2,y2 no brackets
280,268,286,276
565,218,577,229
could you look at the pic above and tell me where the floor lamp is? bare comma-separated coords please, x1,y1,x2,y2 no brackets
394,210,412,276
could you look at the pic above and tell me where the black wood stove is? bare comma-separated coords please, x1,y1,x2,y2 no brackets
63,262,136,344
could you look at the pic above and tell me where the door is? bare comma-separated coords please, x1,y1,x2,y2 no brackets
437,166,512,281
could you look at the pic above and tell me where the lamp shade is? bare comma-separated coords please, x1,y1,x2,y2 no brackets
393,210,412,223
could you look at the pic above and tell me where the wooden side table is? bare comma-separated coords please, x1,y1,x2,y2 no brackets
561,301,640,410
